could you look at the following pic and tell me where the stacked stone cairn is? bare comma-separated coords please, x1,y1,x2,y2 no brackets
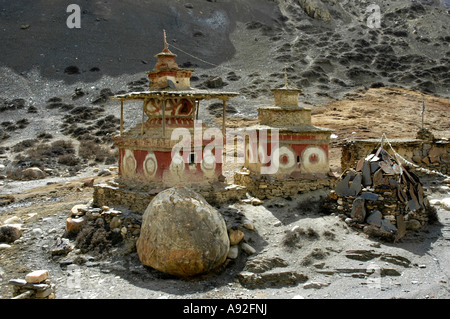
66,204,141,240
329,147,433,242
9,270,55,299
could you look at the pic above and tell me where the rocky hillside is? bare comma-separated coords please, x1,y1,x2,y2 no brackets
0,0,449,179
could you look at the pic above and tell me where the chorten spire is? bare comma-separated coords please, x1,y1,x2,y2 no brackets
284,64,289,88
163,29,169,52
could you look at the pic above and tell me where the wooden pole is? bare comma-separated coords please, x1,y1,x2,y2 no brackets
141,99,146,136
162,98,166,137
120,100,124,135
222,98,227,137
196,100,200,120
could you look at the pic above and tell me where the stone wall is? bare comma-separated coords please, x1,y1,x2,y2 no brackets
234,170,337,199
93,182,248,214
258,107,312,126
341,137,449,176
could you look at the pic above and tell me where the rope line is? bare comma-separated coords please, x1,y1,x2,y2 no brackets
382,133,450,179
168,42,222,68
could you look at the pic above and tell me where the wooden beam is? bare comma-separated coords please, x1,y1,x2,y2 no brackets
120,100,124,135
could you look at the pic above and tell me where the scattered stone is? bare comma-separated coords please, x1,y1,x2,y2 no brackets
351,198,366,223
98,169,112,176
349,173,362,196
0,224,22,243
25,270,49,284
0,243,11,250
237,271,308,289
3,216,22,225
303,281,330,289
51,237,73,256
440,198,450,211
251,198,263,206
227,246,239,259
83,178,95,187
244,257,288,273
31,228,43,238
18,167,46,180
405,219,422,231
109,216,121,230
345,250,381,261
366,210,382,227
359,192,379,201
229,229,244,245
242,219,255,230
71,204,88,217
66,216,88,233
240,242,256,255
136,187,229,277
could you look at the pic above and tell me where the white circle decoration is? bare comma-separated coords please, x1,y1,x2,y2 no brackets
143,152,158,179
170,153,185,174
201,152,216,175
301,146,327,173
122,149,137,177
278,146,296,170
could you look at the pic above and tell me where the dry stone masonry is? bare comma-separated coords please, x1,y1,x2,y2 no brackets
9,270,55,299
327,146,436,242
341,129,449,176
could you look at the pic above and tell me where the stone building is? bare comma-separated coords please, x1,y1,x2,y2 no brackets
234,78,335,199
93,32,247,211
111,31,239,191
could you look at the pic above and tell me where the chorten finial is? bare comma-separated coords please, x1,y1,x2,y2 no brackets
163,29,168,52
284,64,289,88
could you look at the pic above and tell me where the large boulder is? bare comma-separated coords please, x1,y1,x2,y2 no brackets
17,167,46,180
136,187,230,277
0,224,22,243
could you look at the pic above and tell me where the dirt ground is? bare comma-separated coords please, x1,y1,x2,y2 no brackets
0,169,449,300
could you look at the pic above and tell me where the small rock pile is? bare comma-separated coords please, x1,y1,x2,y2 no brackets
328,147,435,242
66,204,141,240
9,270,55,299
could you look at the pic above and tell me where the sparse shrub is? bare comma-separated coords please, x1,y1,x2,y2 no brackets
37,132,53,140
78,140,112,163
12,139,38,153
58,154,80,166
25,139,75,160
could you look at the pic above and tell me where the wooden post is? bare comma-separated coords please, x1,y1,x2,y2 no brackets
141,99,146,136
222,98,227,137
120,100,124,135
162,98,166,137
196,100,200,120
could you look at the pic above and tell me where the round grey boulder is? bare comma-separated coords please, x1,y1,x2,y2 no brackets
136,187,229,277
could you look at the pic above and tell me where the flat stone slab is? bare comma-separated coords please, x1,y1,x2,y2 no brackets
359,192,379,201
9,279,50,291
